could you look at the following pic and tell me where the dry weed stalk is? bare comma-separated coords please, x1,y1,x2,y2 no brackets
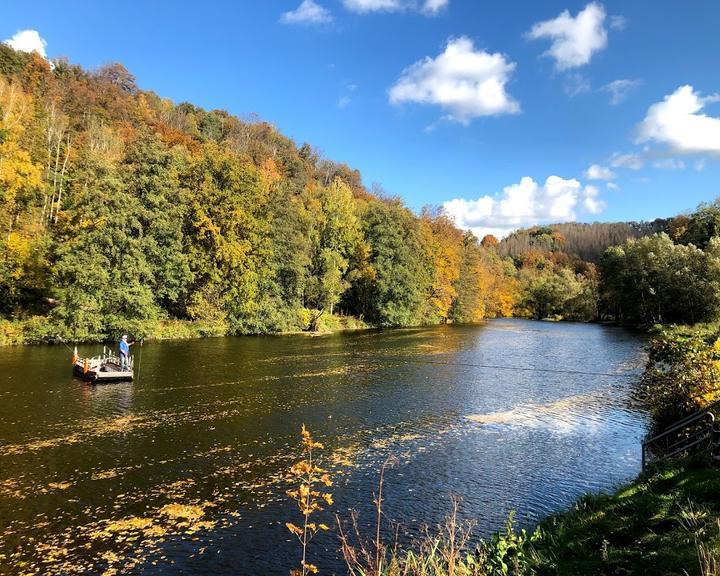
337,457,477,576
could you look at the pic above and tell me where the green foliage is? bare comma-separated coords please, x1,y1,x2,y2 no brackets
0,44,29,78
599,234,720,325
353,200,432,327
477,513,538,575
50,152,161,339
675,199,720,249
516,255,598,321
641,324,720,428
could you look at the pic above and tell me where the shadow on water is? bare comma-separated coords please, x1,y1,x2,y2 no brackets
0,319,649,575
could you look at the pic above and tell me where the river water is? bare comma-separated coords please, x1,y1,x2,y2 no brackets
0,319,648,575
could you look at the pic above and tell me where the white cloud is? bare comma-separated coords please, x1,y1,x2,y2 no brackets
636,85,720,155
343,0,404,12
343,0,448,15
3,29,47,58
610,152,644,170
281,0,333,24
609,15,627,30
337,96,351,108
583,185,604,214
443,175,603,239
422,0,449,15
653,158,685,170
527,2,608,70
564,73,591,97
389,36,519,124
584,164,615,180
606,182,619,190
601,78,641,105
695,159,706,171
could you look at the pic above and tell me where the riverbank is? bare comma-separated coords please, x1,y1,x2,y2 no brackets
0,312,371,346
356,459,719,576
530,458,719,575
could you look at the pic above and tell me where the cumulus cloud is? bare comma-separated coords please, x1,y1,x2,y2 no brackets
610,152,644,170
527,2,608,70
281,0,333,24
442,175,604,239
3,29,47,58
422,0,449,15
389,36,519,124
606,182,619,190
584,164,615,180
636,85,720,155
583,185,604,214
601,78,641,105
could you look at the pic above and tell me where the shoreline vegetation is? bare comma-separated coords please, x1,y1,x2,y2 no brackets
0,312,372,346
323,457,720,576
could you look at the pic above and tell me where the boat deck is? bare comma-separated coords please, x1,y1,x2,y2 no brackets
72,346,134,383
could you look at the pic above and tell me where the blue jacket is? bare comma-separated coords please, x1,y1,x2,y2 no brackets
119,340,130,356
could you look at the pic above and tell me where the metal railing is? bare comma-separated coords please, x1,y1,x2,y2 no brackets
642,399,720,469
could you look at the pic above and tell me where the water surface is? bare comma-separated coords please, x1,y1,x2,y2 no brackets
0,319,648,575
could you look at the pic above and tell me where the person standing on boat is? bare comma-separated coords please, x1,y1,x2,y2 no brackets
119,335,134,370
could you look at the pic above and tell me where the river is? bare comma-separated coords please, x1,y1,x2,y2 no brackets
0,319,648,575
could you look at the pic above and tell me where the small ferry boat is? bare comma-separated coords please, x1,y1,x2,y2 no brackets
72,346,133,383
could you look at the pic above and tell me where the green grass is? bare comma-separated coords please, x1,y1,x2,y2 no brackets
336,460,719,575
532,459,720,575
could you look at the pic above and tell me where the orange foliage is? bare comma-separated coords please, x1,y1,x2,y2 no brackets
481,234,499,248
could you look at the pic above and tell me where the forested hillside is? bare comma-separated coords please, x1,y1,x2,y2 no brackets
0,45,529,342
498,220,670,262
2,44,719,344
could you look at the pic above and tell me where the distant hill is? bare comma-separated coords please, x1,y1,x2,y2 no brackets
497,220,671,262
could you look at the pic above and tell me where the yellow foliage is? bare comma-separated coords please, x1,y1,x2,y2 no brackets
159,503,205,521
421,211,463,321
286,425,334,575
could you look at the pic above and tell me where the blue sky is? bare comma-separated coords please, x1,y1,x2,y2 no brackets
3,0,720,237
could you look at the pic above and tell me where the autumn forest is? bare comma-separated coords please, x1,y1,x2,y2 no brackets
2,44,720,345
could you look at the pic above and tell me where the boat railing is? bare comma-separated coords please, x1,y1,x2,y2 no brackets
76,346,134,370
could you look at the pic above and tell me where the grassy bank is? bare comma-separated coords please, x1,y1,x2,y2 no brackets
0,311,370,346
333,460,719,576
530,459,720,575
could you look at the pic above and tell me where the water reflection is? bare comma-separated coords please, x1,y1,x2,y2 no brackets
0,320,648,575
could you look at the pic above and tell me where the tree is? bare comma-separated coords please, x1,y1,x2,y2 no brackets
352,200,431,327
307,179,361,319
51,151,159,339
421,208,462,322
122,133,194,315
599,233,720,325
481,234,499,249
182,144,276,333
